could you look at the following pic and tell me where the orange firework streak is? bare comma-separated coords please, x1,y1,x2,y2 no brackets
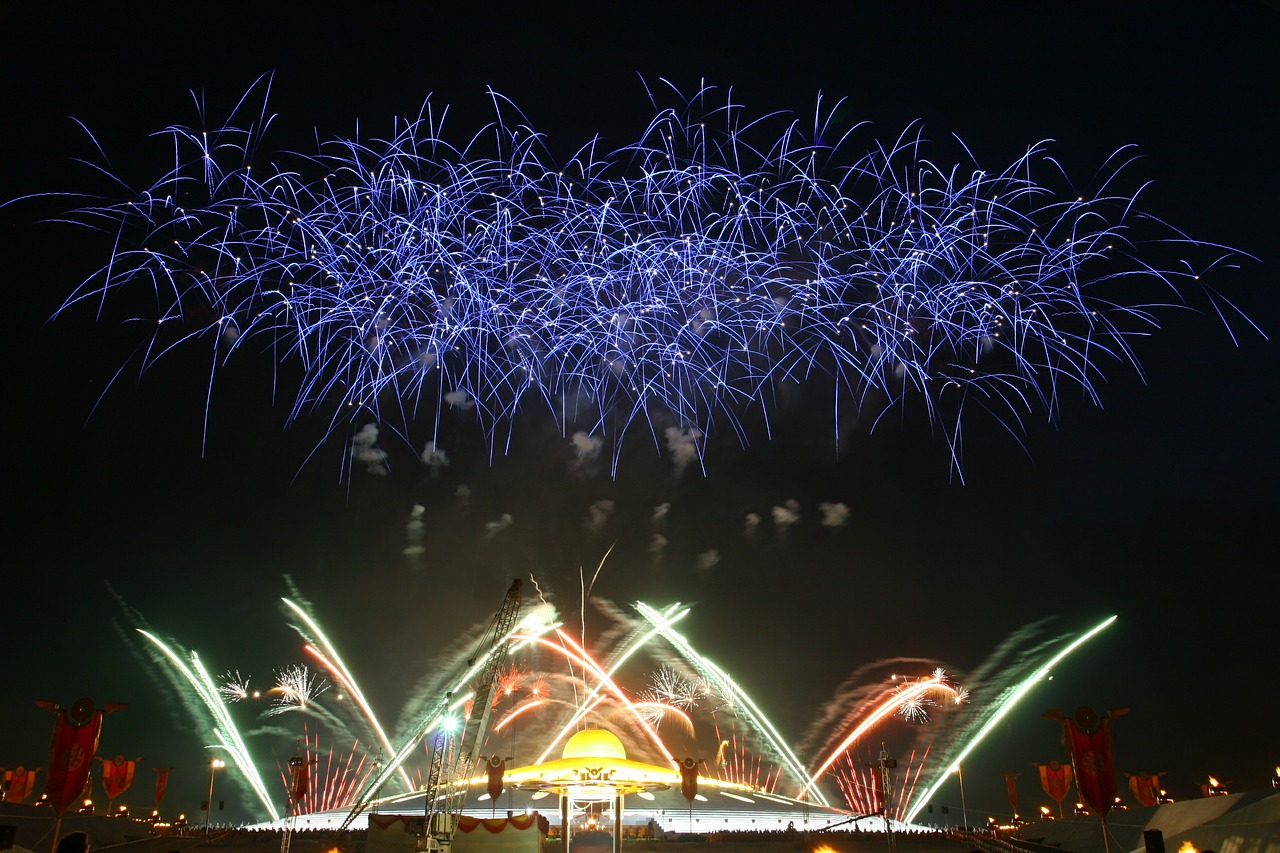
494,698,545,731
800,675,958,799
281,724,375,815
514,630,674,766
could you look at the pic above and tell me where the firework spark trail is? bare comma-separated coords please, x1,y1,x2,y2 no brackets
643,665,710,712
55,81,1257,478
267,664,331,713
493,698,544,732
902,615,1117,823
286,725,373,814
356,608,558,805
520,629,674,766
799,673,960,798
136,630,281,820
513,601,691,762
630,701,694,734
799,657,949,766
301,643,383,734
634,601,826,806
894,745,930,822
284,596,414,791
220,671,253,702
831,742,926,820
492,677,608,752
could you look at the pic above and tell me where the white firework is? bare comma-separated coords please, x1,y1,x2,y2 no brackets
219,670,252,702
647,665,709,711
266,664,329,716
633,701,668,728
897,694,934,723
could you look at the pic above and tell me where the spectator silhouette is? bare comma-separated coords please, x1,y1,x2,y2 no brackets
56,833,89,853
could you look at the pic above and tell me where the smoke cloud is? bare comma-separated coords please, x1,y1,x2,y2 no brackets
583,499,615,533
771,499,801,537
819,502,850,528
664,426,702,478
351,423,389,476
484,513,514,539
421,441,450,477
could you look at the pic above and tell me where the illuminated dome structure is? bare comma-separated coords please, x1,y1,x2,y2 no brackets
563,729,626,760
506,728,675,801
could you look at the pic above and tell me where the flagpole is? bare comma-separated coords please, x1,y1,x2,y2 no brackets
48,814,64,853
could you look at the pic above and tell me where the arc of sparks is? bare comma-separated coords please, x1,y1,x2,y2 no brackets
283,595,413,790
634,601,828,807
901,614,1117,823
355,608,558,804
520,629,675,766
137,629,281,820
798,675,959,798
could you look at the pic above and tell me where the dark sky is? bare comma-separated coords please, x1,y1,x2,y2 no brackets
3,1,1277,828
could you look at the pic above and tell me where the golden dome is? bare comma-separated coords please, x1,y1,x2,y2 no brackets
561,728,627,761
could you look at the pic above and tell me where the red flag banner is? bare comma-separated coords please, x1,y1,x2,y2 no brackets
288,755,315,806
1046,706,1128,817
2,768,40,799
1128,771,1162,807
101,756,141,801
486,755,506,801
1005,772,1020,814
679,757,698,802
154,767,171,807
1036,760,1073,803
3,766,41,803
41,699,108,815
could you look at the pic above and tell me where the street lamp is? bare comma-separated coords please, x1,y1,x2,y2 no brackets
204,758,226,837
952,764,968,831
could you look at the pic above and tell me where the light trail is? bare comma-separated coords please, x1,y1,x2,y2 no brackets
354,608,557,804
799,674,959,798
520,630,674,766
517,603,690,761
284,597,412,789
634,601,828,806
902,614,1117,823
136,630,281,820
493,698,544,732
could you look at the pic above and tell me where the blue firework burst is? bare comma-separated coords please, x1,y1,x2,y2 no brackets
54,78,1256,477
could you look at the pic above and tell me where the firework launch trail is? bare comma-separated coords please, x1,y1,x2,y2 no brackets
128,586,1115,824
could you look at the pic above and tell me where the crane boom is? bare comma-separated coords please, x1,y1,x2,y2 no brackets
338,579,523,834
421,578,523,851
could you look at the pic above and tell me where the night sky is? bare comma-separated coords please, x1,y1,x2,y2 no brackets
3,2,1277,828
